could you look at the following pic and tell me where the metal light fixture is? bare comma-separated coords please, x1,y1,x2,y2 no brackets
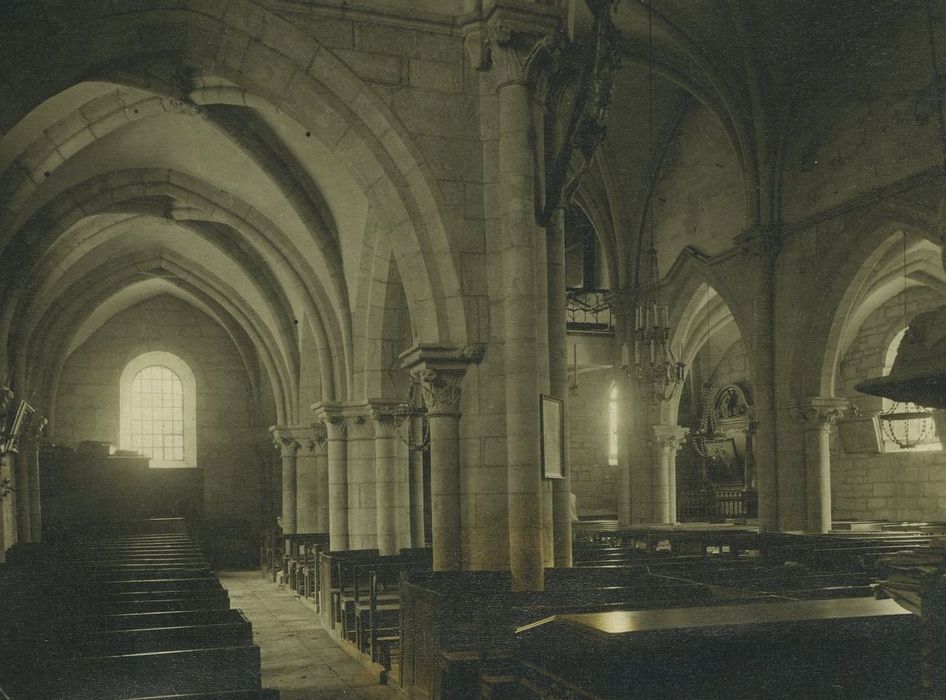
689,382,727,457
879,400,934,449
632,248,685,402
628,1,685,404
392,377,429,453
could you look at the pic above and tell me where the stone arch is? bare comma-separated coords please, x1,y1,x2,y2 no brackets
0,1,469,365
811,218,940,399
35,251,294,429
662,253,747,427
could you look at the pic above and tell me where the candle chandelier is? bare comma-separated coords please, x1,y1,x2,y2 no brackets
631,247,685,403
627,1,684,404
689,382,727,457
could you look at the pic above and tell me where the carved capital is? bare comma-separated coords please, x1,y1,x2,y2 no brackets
790,398,848,433
344,413,373,440
367,399,402,440
416,368,465,416
312,401,347,440
483,4,562,90
270,427,300,459
651,425,689,454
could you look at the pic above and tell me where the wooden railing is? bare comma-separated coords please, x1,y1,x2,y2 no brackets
678,488,756,521
565,288,612,333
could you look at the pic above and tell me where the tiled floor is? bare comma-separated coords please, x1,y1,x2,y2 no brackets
219,571,401,700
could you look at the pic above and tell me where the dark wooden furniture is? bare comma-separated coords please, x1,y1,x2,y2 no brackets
515,598,922,699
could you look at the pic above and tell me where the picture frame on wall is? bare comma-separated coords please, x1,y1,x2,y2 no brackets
540,394,564,479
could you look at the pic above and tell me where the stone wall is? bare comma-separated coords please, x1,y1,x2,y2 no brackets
832,286,946,521
54,294,265,527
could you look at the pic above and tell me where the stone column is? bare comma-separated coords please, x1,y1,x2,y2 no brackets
416,367,465,571
790,397,848,533
293,427,322,534
408,418,426,547
734,227,780,531
313,429,330,533
370,402,401,556
313,403,348,551
652,425,688,524
494,35,547,590
270,427,300,535
547,207,573,567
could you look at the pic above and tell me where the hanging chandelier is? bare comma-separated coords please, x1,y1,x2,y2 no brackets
625,1,684,404
391,377,430,453
688,382,727,457
879,400,934,450
631,248,685,402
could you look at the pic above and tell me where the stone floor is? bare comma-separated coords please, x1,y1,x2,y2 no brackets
219,570,401,700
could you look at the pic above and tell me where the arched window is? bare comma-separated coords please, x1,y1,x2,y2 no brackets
881,328,939,453
120,352,197,467
608,384,618,466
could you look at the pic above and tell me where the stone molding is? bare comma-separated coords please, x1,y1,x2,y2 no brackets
734,224,782,260
789,397,849,432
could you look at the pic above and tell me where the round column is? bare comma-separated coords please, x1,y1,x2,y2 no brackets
314,431,329,533
493,32,547,592
272,430,299,535
372,409,400,556
791,398,847,533
417,367,465,571
295,430,319,534
408,418,426,547
319,412,349,551
652,425,688,525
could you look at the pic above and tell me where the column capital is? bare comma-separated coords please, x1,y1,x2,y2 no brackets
367,398,403,439
416,368,466,417
269,425,302,458
312,402,348,440
651,424,689,453
483,5,563,88
790,397,849,432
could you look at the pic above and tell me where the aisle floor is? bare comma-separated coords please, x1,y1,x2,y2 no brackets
219,570,400,700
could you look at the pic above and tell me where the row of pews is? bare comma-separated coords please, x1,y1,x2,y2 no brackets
398,525,941,698
264,528,434,678
0,519,277,699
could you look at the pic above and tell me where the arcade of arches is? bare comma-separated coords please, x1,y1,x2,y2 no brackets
2,0,946,692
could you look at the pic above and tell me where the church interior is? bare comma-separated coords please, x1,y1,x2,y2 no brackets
4,0,946,697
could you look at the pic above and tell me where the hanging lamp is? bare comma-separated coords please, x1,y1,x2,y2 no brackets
630,0,685,403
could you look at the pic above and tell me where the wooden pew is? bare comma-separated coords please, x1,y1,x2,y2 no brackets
62,645,265,698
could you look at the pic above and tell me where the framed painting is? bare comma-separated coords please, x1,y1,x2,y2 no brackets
540,394,564,479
